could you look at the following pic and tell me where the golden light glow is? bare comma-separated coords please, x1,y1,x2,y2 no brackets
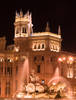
32,41,45,51
52,82,56,85
32,32,61,39
14,47,19,52
58,57,62,62
67,56,74,64
68,56,74,62
0,58,4,62
62,57,66,61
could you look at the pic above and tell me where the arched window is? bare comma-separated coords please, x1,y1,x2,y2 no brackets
16,28,19,34
51,45,53,51
57,46,59,52
54,46,56,50
34,45,36,49
53,45,54,50
38,44,40,49
42,44,44,49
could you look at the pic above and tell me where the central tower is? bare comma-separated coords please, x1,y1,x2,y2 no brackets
14,10,33,52
14,10,33,38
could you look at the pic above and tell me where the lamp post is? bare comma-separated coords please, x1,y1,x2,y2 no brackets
58,56,74,78
67,56,74,79
58,57,66,76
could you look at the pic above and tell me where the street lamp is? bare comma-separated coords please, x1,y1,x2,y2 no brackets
58,56,74,78
58,57,62,62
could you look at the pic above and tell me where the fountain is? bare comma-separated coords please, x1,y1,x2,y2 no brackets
14,57,29,96
11,56,74,100
14,63,73,100
48,67,73,99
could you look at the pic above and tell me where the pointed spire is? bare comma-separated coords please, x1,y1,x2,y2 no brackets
45,22,50,32
20,9,23,17
27,10,30,16
29,13,32,22
58,25,61,35
15,11,19,18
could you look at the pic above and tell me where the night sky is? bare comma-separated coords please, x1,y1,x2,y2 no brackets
0,0,76,52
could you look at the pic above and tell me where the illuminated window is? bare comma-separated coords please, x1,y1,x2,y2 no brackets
0,58,4,62
22,27,26,33
57,46,60,52
32,42,45,51
53,45,54,50
50,45,53,51
37,65,40,73
16,28,19,34
54,46,57,50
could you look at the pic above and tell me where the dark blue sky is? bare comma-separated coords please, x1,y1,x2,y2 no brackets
0,0,76,52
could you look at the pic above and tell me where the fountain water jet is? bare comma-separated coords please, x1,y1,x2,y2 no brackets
14,63,73,99
17,57,29,93
48,67,73,99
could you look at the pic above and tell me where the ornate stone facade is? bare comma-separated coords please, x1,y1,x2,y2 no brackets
0,10,76,98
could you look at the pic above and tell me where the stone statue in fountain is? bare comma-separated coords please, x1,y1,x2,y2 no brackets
16,68,72,99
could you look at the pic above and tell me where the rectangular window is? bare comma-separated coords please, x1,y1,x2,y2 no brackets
11,67,12,76
37,65,40,73
5,81,10,96
16,66,18,75
34,56,37,62
0,63,3,75
7,67,10,75
22,27,26,33
42,56,44,61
